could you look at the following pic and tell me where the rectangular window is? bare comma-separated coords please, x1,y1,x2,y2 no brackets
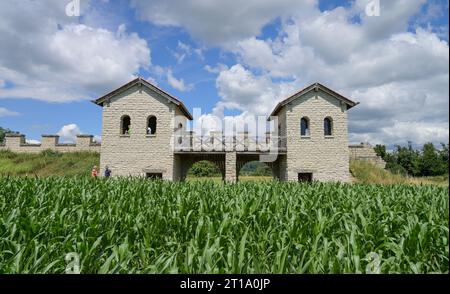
298,172,313,182
146,173,163,179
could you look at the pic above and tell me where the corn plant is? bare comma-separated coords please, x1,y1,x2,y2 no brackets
0,176,448,273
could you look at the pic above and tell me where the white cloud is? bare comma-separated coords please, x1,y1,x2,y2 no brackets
204,63,228,74
146,76,158,86
56,123,102,144
193,111,270,137
0,1,151,102
212,2,449,146
130,0,316,45
0,107,20,117
349,121,449,146
26,139,41,145
172,41,204,63
93,135,102,143
0,79,4,88
353,0,427,40
57,124,82,143
167,69,194,92
216,64,298,116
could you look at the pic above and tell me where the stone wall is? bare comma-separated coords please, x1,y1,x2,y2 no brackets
99,84,186,179
283,89,351,182
349,142,386,168
0,134,100,153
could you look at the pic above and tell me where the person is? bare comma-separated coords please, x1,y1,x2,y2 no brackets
91,166,98,178
104,166,112,178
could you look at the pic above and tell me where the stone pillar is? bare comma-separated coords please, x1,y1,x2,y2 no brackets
5,134,25,149
76,135,93,149
225,151,237,183
41,135,59,149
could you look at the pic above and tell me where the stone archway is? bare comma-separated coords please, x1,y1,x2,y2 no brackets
236,154,278,181
178,153,225,181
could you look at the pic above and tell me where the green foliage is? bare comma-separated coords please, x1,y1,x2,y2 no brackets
188,160,221,177
40,149,63,158
374,142,449,177
373,144,387,159
240,161,272,176
350,160,448,186
188,160,273,177
0,151,99,176
0,177,447,273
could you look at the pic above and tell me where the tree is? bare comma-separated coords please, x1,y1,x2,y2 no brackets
395,142,420,176
240,161,272,176
419,143,441,176
374,144,387,160
189,160,220,177
373,141,449,177
438,143,449,174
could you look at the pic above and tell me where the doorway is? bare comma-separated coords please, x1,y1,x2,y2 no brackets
298,172,313,182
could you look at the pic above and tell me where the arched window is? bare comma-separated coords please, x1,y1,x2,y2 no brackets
324,117,333,136
147,116,157,135
121,115,131,135
300,117,310,136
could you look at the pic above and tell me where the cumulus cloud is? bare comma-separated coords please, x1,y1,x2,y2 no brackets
130,0,316,45
56,123,101,144
172,41,204,63
216,64,298,116
0,1,151,102
0,107,20,117
57,124,82,143
192,111,271,137
212,2,449,146
167,69,194,92
1,0,447,148
204,63,228,74
349,121,449,146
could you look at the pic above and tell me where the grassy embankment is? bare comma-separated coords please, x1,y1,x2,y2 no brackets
0,150,99,177
0,150,447,185
350,160,448,186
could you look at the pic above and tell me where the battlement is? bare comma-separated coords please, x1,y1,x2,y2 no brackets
0,134,101,153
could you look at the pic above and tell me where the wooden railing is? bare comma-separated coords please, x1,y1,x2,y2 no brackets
173,133,287,152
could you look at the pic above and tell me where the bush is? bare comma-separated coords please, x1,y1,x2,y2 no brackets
375,142,449,177
189,160,220,177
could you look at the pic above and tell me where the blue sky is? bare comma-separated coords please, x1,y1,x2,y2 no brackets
0,0,448,148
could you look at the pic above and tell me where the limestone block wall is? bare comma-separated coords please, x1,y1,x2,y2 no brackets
0,134,100,153
284,89,351,182
349,142,386,168
225,152,237,183
99,84,184,179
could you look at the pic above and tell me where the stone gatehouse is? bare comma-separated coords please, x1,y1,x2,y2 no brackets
0,77,374,182
93,77,359,182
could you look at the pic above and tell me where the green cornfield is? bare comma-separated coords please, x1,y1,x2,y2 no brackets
0,176,448,273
